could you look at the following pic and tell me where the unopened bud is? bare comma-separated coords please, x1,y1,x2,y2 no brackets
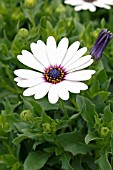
42,123,51,133
100,127,109,137
18,28,28,38
25,0,36,8
20,110,32,122
51,122,57,133
90,29,113,60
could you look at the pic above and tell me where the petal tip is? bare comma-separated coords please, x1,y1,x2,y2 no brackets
47,36,56,42
23,91,28,96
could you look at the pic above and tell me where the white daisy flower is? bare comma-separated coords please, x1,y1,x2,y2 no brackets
14,36,95,104
64,0,113,12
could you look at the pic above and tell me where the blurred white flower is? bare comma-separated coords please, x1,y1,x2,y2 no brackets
14,36,95,104
64,0,113,12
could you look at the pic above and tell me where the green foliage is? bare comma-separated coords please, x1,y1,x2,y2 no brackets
0,0,113,169
24,151,51,170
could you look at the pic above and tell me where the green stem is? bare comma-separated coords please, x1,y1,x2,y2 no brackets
30,9,36,28
59,100,69,119
70,112,80,120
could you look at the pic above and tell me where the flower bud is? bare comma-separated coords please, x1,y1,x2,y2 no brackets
90,29,113,59
25,0,36,8
18,28,29,38
109,120,113,130
11,8,23,21
56,4,66,13
100,127,110,137
51,122,57,133
42,123,51,133
20,110,32,122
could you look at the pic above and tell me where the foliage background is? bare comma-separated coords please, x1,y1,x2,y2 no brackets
0,0,113,169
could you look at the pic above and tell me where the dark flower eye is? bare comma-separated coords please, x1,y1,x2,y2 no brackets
90,29,113,60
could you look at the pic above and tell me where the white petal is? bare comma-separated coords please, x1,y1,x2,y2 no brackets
47,36,57,65
62,80,80,93
65,70,95,81
23,82,45,96
17,78,44,88
65,0,84,5
102,4,111,9
62,81,88,93
74,5,85,11
30,40,50,68
74,3,96,12
48,85,59,104
56,83,69,100
97,3,110,9
93,1,111,9
64,47,87,68
88,4,96,12
66,55,92,72
56,38,68,65
82,2,95,10
14,69,43,79
82,3,91,10
101,0,113,5
62,41,80,66
34,83,51,99
17,50,44,72
69,59,94,73
93,1,102,7
14,77,25,82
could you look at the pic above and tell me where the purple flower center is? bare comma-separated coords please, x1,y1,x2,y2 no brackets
44,66,66,84
49,68,61,78
84,0,96,2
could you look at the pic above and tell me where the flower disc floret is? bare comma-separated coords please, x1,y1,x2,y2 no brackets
44,66,66,84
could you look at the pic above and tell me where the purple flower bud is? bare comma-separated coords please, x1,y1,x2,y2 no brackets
90,29,113,59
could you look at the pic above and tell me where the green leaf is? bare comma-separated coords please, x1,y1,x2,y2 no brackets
29,99,43,116
97,69,107,83
46,21,54,36
110,136,113,156
92,95,106,113
98,91,111,101
101,78,111,91
101,18,106,28
24,151,51,170
0,154,17,167
76,95,97,128
95,153,112,170
2,98,13,115
60,153,73,170
38,98,59,111
85,131,101,144
74,19,85,34
89,79,100,98
41,112,53,123
23,98,33,112
21,128,42,139
14,122,30,132
103,105,113,126
58,129,91,155
13,134,28,145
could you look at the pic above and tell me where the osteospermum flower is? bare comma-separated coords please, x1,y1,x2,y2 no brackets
14,36,95,104
90,29,113,59
64,0,113,12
